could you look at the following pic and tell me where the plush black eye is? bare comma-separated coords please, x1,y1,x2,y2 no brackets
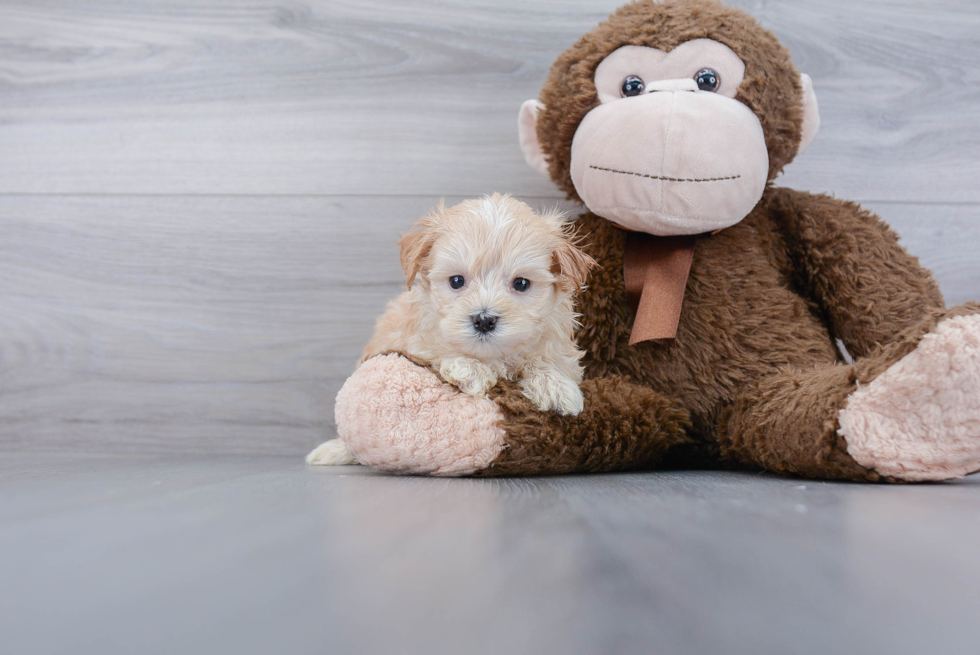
695,68,720,92
621,76,645,97
449,275,465,289
512,277,530,293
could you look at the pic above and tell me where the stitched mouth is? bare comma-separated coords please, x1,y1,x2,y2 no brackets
590,165,740,183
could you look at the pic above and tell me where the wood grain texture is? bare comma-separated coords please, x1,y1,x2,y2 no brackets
0,0,978,201
0,194,574,454
2,454,979,655
0,195,976,455
867,201,980,308
0,0,978,455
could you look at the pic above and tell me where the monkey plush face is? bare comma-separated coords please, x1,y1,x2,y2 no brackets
569,38,770,234
519,0,820,236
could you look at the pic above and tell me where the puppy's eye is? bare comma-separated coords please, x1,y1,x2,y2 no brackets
449,275,465,290
621,76,645,97
512,277,530,293
695,68,720,92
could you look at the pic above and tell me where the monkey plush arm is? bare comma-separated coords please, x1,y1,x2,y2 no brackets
771,187,946,358
332,353,691,476
477,375,691,476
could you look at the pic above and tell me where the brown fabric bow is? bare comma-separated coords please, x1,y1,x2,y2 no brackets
623,232,697,345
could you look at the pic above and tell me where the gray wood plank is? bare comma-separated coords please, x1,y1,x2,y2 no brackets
0,194,573,454
1,453,978,655
1,1,979,201
0,195,976,455
866,201,980,308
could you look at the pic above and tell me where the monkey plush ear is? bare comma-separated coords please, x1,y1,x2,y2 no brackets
398,202,442,289
798,73,821,157
518,100,550,177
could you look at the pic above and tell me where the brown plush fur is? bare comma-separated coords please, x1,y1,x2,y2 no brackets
479,376,692,476
478,186,957,479
465,0,978,481
719,302,980,481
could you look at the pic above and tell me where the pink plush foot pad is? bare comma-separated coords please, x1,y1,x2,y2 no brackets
334,353,506,476
839,315,980,481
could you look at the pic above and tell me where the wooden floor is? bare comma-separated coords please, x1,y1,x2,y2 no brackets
2,453,979,655
2,3,979,653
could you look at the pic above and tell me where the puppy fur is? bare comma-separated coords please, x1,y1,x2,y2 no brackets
362,193,595,416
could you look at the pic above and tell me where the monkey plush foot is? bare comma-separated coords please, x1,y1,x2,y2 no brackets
332,353,506,476
839,314,980,481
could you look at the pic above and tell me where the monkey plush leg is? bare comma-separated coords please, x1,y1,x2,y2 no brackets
719,305,980,482
773,189,947,359
332,353,690,477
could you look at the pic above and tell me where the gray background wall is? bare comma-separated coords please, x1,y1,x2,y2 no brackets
1,0,978,456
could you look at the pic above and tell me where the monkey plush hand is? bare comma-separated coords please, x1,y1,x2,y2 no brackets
317,0,980,481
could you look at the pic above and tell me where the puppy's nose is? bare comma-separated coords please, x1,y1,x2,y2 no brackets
472,311,499,334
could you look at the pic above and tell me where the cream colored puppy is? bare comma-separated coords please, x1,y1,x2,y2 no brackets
369,193,594,410
308,193,595,467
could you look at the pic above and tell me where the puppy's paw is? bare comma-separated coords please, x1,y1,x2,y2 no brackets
439,357,498,397
520,370,585,416
306,439,359,466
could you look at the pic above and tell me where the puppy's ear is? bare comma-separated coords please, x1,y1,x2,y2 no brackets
552,237,596,291
398,201,444,288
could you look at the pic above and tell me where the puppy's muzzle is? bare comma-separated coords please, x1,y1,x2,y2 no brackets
472,311,499,335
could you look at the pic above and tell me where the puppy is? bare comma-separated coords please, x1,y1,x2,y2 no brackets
362,193,596,415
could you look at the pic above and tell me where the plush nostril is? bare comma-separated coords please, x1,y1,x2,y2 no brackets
472,312,498,334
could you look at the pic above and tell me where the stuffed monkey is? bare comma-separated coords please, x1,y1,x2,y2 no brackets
313,0,980,482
